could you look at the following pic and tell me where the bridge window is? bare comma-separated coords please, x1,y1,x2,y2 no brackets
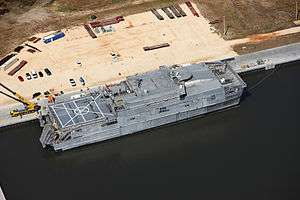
159,107,169,113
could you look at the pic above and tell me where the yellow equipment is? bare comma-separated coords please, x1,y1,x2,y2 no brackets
0,83,40,117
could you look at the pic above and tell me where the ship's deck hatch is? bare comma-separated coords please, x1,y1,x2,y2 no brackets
49,95,113,129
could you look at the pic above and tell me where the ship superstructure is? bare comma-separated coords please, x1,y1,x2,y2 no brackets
39,62,246,151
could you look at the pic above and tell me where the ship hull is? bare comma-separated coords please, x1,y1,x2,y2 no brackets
52,98,241,151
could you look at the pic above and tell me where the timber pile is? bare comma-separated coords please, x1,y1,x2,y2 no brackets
84,24,97,38
161,7,175,19
151,9,164,20
143,43,170,51
174,4,187,17
169,6,181,18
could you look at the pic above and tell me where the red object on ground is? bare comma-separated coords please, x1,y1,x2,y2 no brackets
8,60,27,76
115,16,125,22
90,16,124,28
185,1,199,17
17,76,24,82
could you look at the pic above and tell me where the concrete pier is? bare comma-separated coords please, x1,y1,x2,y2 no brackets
0,186,6,200
230,42,300,73
0,103,38,128
0,42,300,128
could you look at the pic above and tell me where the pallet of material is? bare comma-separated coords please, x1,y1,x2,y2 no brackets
174,4,187,17
143,43,170,51
185,1,199,17
151,8,164,20
8,60,27,76
169,6,181,18
84,24,97,38
161,7,175,19
27,49,36,53
28,37,37,42
14,46,24,53
90,16,124,28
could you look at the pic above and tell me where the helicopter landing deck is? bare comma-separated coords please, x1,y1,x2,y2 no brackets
48,95,113,129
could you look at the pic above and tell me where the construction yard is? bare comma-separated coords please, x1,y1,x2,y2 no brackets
0,2,238,106
0,0,300,107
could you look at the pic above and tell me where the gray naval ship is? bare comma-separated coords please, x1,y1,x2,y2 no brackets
39,61,246,151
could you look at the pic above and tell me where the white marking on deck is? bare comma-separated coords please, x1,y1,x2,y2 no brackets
91,96,104,118
73,101,86,122
63,103,76,126
50,105,64,127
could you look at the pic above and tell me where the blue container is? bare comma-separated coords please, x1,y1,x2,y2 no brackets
43,31,65,44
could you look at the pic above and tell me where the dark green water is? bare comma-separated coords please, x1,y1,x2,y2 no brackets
1,62,300,200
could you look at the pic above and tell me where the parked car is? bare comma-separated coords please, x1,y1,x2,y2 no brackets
25,73,32,80
79,77,85,86
44,68,52,76
31,70,38,79
32,92,42,99
38,71,44,77
69,79,76,87
17,76,24,82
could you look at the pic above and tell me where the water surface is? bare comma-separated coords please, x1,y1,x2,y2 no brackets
1,62,300,200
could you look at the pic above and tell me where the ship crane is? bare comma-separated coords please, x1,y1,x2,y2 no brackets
0,83,40,117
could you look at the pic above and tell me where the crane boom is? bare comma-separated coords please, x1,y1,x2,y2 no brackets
0,83,33,106
0,91,26,105
0,83,40,117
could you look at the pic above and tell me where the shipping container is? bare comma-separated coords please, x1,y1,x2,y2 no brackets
2,57,19,71
43,31,65,44
0,53,16,66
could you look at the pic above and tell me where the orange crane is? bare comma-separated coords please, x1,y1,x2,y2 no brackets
0,83,40,117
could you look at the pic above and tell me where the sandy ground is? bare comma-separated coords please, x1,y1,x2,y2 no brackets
1,1,300,108
0,3,237,106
